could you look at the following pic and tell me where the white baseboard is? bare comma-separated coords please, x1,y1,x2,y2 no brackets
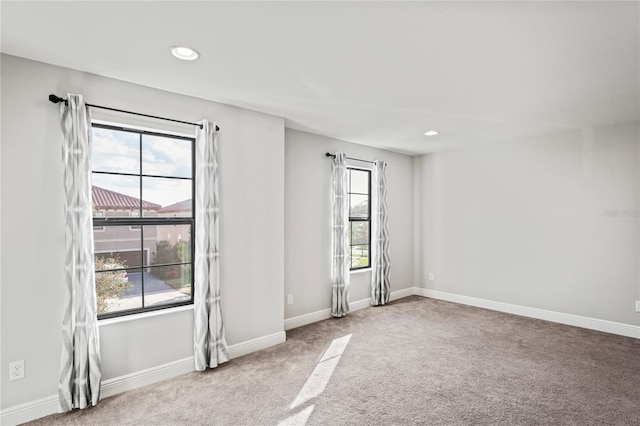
0,331,287,426
349,297,373,312
284,307,332,331
0,394,59,426
227,331,287,359
284,287,415,331
101,357,195,399
415,287,640,339
390,287,414,301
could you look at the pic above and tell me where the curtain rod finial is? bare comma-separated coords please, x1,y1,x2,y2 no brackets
325,152,335,158
49,94,64,104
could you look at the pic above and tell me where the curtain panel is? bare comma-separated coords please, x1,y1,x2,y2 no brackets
330,153,350,317
194,120,230,370
58,94,102,412
371,160,390,306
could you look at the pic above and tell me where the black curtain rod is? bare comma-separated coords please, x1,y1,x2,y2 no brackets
48,94,219,132
325,152,375,165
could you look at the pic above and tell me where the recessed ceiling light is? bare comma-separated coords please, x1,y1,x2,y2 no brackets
171,46,200,61
424,130,439,136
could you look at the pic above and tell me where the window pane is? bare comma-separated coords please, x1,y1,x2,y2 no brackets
351,221,369,246
95,267,141,315
143,265,192,308
350,245,369,268
92,127,140,174
351,169,369,194
350,194,369,219
94,226,143,268
92,174,144,218
142,134,192,178
144,177,192,217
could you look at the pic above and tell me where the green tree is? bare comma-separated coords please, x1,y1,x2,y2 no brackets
95,256,131,314
175,240,190,263
152,240,183,279
175,240,193,283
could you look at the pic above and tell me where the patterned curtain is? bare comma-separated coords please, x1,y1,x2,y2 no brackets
58,94,102,412
194,120,229,370
371,160,390,306
330,153,350,317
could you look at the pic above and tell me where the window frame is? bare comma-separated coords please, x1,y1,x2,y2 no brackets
347,166,371,271
91,123,196,320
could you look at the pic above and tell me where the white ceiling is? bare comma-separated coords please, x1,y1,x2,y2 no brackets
2,1,638,155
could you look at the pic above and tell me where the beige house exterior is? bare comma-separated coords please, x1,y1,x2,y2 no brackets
92,186,161,270
156,199,192,246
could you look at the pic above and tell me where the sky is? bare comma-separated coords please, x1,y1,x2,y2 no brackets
91,127,193,208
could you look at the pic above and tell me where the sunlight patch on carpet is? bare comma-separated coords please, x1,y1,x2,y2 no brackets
277,405,315,426
290,334,352,410
278,334,353,425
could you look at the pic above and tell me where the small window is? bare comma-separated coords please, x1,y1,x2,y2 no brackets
348,168,371,270
93,211,105,232
129,210,141,231
91,123,194,319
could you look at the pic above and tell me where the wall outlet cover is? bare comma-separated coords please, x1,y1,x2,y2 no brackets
9,360,25,381
636,301,640,313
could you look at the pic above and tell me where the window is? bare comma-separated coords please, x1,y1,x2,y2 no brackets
91,123,194,319
129,210,140,231
93,211,105,232
348,167,371,270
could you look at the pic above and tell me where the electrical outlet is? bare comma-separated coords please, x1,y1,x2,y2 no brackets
9,360,25,381
428,272,435,281
636,301,640,313
287,294,293,305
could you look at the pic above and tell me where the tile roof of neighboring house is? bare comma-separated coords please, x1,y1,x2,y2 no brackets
157,199,192,214
92,186,161,210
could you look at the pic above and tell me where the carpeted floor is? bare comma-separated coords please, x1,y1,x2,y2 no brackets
28,296,640,425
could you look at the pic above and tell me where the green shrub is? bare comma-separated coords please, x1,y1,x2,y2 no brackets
152,240,191,280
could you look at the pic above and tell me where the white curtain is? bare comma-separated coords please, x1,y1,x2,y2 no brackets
371,160,390,306
58,94,102,412
194,120,229,370
330,153,350,317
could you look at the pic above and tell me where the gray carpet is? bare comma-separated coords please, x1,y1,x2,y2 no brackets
29,296,640,425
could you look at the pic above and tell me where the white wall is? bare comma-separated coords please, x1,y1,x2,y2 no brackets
284,129,414,319
0,54,285,409
414,124,640,326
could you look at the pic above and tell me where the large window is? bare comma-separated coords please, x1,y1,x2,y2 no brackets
91,124,194,319
348,167,371,270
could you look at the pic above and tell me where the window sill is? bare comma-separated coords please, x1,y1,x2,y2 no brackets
350,268,371,275
98,304,194,327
